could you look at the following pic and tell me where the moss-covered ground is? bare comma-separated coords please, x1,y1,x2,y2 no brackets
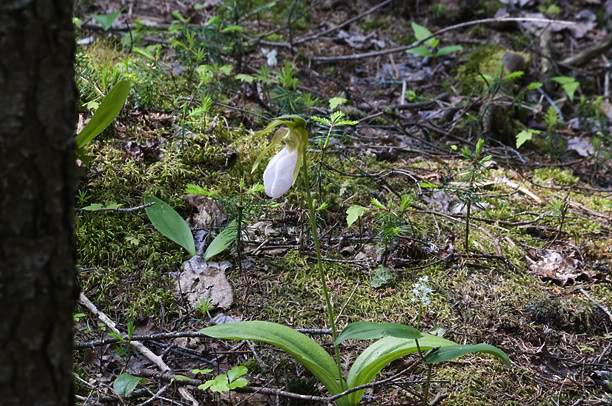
73,1,611,405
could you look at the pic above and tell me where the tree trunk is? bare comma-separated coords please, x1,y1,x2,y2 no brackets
0,1,77,405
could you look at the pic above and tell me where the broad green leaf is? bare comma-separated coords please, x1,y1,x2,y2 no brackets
113,373,145,397
516,129,540,149
371,265,393,288
200,321,347,404
228,377,248,389
86,101,99,111
220,64,233,75
424,343,510,366
82,203,103,211
346,205,368,227
81,202,121,211
91,11,120,31
204,219,238,260
173,375,193,381
552,76,580,101
329,97,348,110
227,365,248,382
562,82,579,102
192,368,213,375
527,82,543,90
335,322,421,346
75,80,130,150
235,74,255,83
144,196,196,256
551,76,576,85
407,46,433,57
200,375,229,392
436,45,463,56
411,22,435,47
346,334,456,404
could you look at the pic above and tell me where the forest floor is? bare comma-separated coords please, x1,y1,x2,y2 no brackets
73,0,611,405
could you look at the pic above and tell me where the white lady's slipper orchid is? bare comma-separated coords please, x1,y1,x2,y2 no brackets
263,145,299,198
252,116,308,198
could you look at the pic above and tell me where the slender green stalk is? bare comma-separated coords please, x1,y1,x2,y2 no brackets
414,340,433,406
423,364,433,405
301,147,345,389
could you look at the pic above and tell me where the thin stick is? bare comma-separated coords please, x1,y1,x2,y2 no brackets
334,283,360,325
579,289,612,323
79,293,170,373
311,17,574,62
78,293,200,406
77,202,155,212
559,33,612,67
75,328,334,349
295,0,392,45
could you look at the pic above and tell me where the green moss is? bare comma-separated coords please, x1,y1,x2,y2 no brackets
456,45,531,94
76,118,251,318
532,167,579,185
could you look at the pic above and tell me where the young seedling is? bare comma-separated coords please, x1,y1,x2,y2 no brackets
407,22,463,58
456,138,491,252
197,365,249,393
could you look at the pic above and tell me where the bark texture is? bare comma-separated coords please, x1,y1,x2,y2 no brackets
0,1,77,405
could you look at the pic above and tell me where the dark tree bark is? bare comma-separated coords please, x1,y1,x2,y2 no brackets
0,1,77,405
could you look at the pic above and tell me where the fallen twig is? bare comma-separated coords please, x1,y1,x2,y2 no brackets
78,293,199,406
75,328,332,349
294,0,392,45
77,202,155,213
310,17,574,62
560,33,612,67
579,288,612,323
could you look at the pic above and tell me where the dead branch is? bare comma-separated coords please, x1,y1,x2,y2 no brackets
310,17,574,62
560,33,612,67
78,293,199,406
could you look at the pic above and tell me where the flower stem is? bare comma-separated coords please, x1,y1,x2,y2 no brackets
423,364,433,405
301,147,345,389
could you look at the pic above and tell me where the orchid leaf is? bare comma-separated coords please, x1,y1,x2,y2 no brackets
200,321,348,405
346,334,456,404
424,344,510,365
144,196,195,256
204,219,237,260
335,322,421,345
76,80,130,149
